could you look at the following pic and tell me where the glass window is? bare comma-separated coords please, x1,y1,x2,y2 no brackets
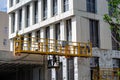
113,59,120,68
36,30,40,42
89,19,99,47
35,1,38,23
4,27,8,34
3,39,7,45
53,0,58,16
55,23,60,40
66,19,72,41
12,13,15,33
45,26,50,39
28,33,31,50
63,0,69,12
43,0,47,20
90,57,99,80
26,5,30,27
10,0,13,7
86,0,97,13
16,0,20,3
67,58,74,80
111,27,120,50
19,9,22,30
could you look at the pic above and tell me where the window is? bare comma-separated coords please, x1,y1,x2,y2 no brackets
12,13,15,33
113,59,120,68
53,0,58,16
3,39,7,45
43,0,47,20
90,57,99,80
4,27,8,33
67,58,74,80
45,26,50,39
26,5,30,27
45,27,50,51
19,9,22,30
111,27,120,50
66,19,72,41
55,23,60,40
86,0,97,13
28,33,31,50
89,19,99,47
55,23,60,50
35,1,38,23
36,30,40,42
16,0,20,3
90,57,99,67
10,0,13,7
63,0,69,12
112,59,120,79
112,39,120,50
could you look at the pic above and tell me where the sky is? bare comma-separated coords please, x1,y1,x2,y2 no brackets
0,0,7,12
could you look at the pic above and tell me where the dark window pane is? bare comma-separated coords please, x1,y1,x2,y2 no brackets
19,9,22,30
67,58,74,80
35,1,38,23
86,0,96,13
43,0,47,20
63,0,69,12
89,19,99,47
53,0,58,16
66,19,72,41
26,5,30,27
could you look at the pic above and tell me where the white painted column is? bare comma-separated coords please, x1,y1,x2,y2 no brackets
49,25,56,80
60,20,67,80
40,28,48,80
13,0,16,5
47,0,52,18
22,6,26,29
38,0,42,22
7,0,10,9
10,39,13,51
69,0,73,10
50,25,54,39
30,2,35,25
40,28,45,39
9,14,12,36
60,20,66,41
71,17,78,80
15,10,19,32
72,17,77,42
58,0,63,14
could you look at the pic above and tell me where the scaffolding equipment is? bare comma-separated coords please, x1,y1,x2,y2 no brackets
14,35,92,58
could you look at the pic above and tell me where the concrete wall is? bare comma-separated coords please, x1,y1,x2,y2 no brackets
77,49,120,80
0,12,9,51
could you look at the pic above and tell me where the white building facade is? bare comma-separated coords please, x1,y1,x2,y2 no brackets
8,0,120,80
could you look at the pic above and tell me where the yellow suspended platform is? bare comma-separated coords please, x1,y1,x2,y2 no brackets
14,35,92,58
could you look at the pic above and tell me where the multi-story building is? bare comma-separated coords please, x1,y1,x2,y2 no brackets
0,11,9,51
8,0,120,80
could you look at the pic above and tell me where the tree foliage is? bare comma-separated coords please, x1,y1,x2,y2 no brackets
104,0,120,46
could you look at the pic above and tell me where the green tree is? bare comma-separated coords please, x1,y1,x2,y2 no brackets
104,0,120,47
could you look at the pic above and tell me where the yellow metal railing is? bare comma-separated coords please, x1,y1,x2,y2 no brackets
14,35,92,57
93,68,120,80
